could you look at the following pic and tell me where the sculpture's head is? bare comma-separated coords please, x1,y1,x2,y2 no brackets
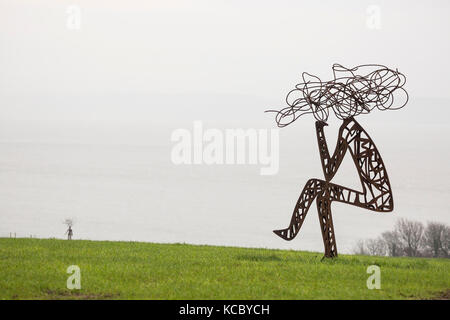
268,64,408,127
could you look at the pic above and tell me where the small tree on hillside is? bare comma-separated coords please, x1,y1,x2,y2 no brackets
423,222,449,258
395,218,424,257
381,230,403,257
353,239,367,255
366,237,386,256
443,227,450,258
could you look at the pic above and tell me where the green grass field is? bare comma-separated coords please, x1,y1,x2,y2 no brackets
0,238,448,300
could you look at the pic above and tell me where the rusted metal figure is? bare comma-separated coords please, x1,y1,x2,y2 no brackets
269,64,408,258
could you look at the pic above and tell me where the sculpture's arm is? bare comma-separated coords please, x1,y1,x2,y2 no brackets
315,120,348,181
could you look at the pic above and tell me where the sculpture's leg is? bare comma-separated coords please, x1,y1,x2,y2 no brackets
273,179,323,240
327,181,393,212
316,190,338,258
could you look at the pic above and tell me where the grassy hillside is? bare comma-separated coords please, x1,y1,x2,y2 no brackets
0,238,448,299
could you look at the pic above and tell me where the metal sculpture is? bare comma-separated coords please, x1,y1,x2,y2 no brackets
268,64,408,258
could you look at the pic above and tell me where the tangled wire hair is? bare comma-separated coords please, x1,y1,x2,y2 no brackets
268,64,408,127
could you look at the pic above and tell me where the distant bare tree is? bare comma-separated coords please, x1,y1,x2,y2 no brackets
395,218,424,257
353,239,367,255
381,231,402,257
423,222,449,258
354,219,448,258
366,238,386,256
443,227,450,258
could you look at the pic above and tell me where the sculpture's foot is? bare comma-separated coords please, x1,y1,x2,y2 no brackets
273,228,291,241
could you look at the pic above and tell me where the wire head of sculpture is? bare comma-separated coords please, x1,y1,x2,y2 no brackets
269,64,408,127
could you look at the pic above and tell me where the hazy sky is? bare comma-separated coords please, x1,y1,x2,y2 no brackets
1,1,449,99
